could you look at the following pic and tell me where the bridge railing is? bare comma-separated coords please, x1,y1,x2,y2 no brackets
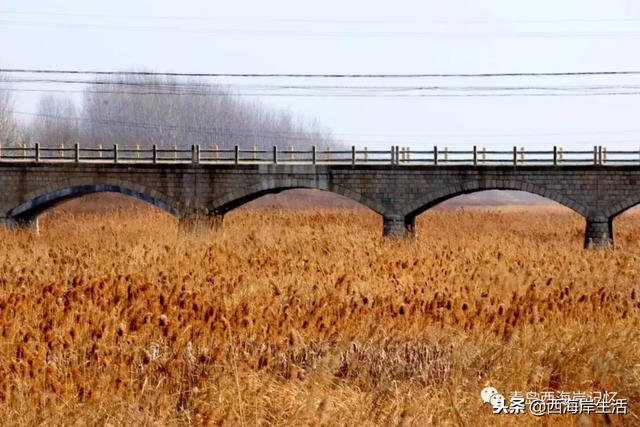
0,144,636,166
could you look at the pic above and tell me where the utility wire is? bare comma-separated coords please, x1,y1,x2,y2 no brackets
8,78,640,93
10,110,640,146
4,68,640,78
8,87,640,98
9,110,340,143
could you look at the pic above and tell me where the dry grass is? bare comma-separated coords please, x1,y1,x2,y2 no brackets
0,205,639,426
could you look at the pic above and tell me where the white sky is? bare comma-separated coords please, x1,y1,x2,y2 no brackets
3,0,640,150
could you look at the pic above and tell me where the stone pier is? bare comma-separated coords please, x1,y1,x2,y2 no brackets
584,217,613,249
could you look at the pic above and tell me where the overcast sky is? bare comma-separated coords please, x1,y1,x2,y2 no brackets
3,0,640,150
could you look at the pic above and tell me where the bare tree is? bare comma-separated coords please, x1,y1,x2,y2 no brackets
31,95,79,146
0,74,19,146
80,74,336,149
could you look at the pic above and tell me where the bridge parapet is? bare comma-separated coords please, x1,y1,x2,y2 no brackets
0,144,635,166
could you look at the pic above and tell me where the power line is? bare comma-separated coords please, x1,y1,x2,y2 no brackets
8,78,640,93
7,76,640,99
9,110,340,143
4,68,640,79
8,87,640,98
10,110,640,146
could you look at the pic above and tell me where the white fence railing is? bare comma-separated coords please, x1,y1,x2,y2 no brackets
0,144,633,166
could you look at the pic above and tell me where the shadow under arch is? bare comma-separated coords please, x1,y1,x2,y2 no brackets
6,183,180,222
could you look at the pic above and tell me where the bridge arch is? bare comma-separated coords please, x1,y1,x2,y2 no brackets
207,177,388,216
3,178,181,223
595,195,640,249
403,180,587,219
602,194,640,221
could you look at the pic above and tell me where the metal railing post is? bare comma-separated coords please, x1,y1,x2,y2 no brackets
364,146,368,163
352,145,356,165
513,146,517,166
598,146,603,165
252,145,257,161
390,145,395,165
152,144,158,164
603,147,607,164
74,143,80,162
434,145,438,166
559,147,563,163
519,147,524,164
59,144,64,160
173,144,178,161
473,145,477,165
136,144,140,160
396,145,400,164
35,143,40,162
273,146,278,164
192,144,199,164
114,144,119,163
593,146,597,165
234,145,240,164
98,144,103,159
444,147,448,163
553,146,557,165
312,145,317,165
482,147,486,164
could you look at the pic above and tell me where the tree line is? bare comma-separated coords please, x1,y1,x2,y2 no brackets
0,73,336,150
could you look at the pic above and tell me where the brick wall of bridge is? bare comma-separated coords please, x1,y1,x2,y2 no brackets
2,162,640,247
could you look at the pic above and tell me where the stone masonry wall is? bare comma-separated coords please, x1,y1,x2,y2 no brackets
2,162,640,247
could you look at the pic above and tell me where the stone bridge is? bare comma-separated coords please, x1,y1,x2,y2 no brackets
1,161,640,248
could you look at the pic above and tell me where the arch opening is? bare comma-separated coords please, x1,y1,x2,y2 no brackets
403,189,585,244
6,184,179,223
209,185,385,217
208,187,382,237
215,188,370,215
608,205,640,249
405,187,583,220
585,195,640,249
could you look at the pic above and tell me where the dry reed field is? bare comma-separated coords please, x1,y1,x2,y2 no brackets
0,203,639,426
